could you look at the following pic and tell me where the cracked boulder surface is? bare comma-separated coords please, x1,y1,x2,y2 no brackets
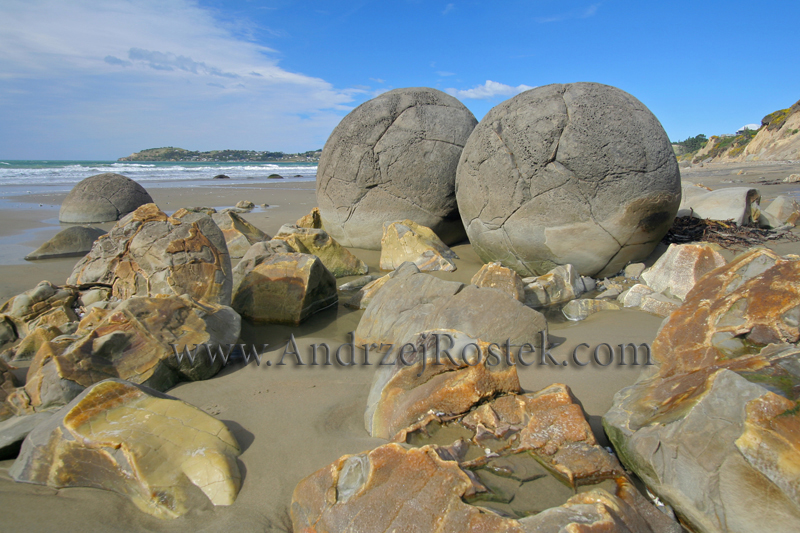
59,173,154,223
12,294,240,415
604,248,800,533
67,204,233,307
455,82,681,278
316,87,477,249
354,261,547,349
10,379,242,519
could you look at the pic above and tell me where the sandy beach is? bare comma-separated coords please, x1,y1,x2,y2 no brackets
1,162,799,531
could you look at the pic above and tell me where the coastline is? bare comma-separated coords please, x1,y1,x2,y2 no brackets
0,161,798,531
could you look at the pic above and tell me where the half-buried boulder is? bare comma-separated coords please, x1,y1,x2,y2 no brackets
316,87,477,249
455,82,681,277
10,379,242,519
59,173,154,223
231,253,337,325
67,204,233,306
25,226,106,261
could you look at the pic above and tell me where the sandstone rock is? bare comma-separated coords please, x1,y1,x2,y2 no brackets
338,274,377,292
624,262,646,279
783,173,800,183
273,224,368,278
210,210,269,258
522,264,588,308
10,379,241,519
619,283,655,308
641,243,727,300
365,330,521,439
20,294,240,412
231,253,337,325
562,298,621,321
231,239,296,292
296,207,322,229
678,185,762,226
344,274,389,310
379,219,458,272
456,82,681,278
0,281,78,338
316,87,477,249
1,325,61,363
67,204,233,306
763,195,800,227
235,200,254,211
637,292,681,317
471,262,526,302
177,206,217,215
604,248,800,533
0,358,17,408
354,262,547,348
25,226,107,261
0,314,17,348
59,173,154,223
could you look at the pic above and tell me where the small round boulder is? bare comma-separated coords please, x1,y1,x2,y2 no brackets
316,87,477,249
59,173,154,223
456,82,681,278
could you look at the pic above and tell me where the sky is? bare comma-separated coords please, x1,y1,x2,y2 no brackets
1,0,798,160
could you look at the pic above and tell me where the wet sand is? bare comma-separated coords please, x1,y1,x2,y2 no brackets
1,163,799,531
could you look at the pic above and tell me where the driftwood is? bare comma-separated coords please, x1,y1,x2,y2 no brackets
662,216,799,250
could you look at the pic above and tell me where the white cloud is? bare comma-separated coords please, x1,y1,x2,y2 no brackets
436,71,456,77
442,3,455,15
0,0,360,157
446,80,535,100
535,2,601,23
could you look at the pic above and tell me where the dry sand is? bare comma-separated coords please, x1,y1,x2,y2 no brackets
0,163,799,531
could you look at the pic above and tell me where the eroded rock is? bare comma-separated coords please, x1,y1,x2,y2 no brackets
640,243,727,301
521,264,590,308
296,207,322,229
209,210,269,258
10,379,242,519
25,226,107,261
379,219,458,272
470,262,526,302
273,224,368,278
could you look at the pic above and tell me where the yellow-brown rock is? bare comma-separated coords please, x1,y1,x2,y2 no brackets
296,207,322,229
365,330,521,440
22,295,240,411
10,379,242,519
67,204,233,306
211,209,269,258
470,262,525,302
0,281,77,337
379,219,458,272
344,274,390,310
2,325,61,363
291,443,524,533
273,224,368,278
640,243,727,301
231,252,337,325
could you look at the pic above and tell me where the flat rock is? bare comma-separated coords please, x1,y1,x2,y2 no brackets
10,379,242,519
456,82,681,278
273,224,368,278
379,219,458,272
231,252,337,325
471,262,526,302
208,209,269,258
637,292,682,317
25,226,107,260
344,274,389,310
67,204,233,306
59,173,154,223
640,243,727,300
316,87,477,249
354,262,547,348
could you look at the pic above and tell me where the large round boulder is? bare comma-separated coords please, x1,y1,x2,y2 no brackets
59,173,154,223
316,87,477,249
456,82,681,278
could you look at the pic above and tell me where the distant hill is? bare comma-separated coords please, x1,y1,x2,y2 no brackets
673,99,800,164
118,147,322,162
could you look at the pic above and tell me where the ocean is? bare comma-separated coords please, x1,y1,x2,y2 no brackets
0,160,318,196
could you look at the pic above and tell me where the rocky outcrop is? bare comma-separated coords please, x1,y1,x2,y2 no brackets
209,209,269,258
273,225,368,278
316,87,477,249
354,262,547,348
364,330,521,440
738,100,800,161
25,226,106,260
231,253,337,325
379,219,458,272
604,248,800,533
10,379,242,519
67,204,233,306
59,173,154,223
455,82,681,277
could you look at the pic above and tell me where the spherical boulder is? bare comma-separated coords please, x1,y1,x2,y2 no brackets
59,173,154,223
456,83,681,278
316,87,477,249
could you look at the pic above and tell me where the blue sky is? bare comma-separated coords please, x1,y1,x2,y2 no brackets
1,0,797,159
